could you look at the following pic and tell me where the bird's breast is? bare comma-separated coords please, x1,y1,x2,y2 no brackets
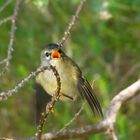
36,70,57,96
36,59,79,101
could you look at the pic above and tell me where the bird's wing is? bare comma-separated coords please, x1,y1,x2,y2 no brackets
78,76,103,117
67,56,103,117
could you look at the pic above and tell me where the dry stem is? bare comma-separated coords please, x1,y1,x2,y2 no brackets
58,0,87,47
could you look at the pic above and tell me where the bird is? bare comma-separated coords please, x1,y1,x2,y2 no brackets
36,43,103,117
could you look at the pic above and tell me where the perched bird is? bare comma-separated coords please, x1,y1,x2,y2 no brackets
36,43,103,117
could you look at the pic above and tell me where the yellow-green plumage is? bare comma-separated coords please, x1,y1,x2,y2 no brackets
36,43,103,117
36,58,79,101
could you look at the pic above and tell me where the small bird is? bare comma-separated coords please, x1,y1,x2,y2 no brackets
36,43,103,117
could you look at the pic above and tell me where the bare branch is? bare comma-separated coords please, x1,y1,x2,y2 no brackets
0,1,139,140
0,65,50,101
119,63,140,87
5,0,20,67
105,79,140,122
0,0,20,76
0,65,61,140
41,121,107,140
106,125,117,140
37,79,140,140
0,0,12,13
58,0,87,47
0,138,13,140
0,16,13,26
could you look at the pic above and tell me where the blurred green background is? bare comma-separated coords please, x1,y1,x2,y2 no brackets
0,0,140,139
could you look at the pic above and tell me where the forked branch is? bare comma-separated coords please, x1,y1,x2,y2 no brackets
37,79,140,140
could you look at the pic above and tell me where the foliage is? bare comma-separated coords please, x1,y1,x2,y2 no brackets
0,0,140,139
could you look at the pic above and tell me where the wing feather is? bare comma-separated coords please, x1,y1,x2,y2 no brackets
78,77,103,117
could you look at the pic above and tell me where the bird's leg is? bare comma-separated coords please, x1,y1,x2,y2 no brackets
60,93,74,100
54,92,74,101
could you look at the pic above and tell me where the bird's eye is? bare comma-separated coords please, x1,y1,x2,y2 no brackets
45,52,49,57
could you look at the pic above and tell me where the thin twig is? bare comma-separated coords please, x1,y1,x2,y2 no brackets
0,138,13,140
58,0,87,47
36,66,61,140
0,0,20,76
55,102,85,136
0,66,50,101
5,0,20,67
119,63,140,87
0,0,12,13
0,16,13,26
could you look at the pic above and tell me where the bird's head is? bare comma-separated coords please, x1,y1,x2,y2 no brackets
41,43,65,66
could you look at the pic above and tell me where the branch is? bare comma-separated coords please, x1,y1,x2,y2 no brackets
0,66,50,101
37,79,140,140
0,65,61,140
119,63,140,87
106,79,140,122
0,0,12,13
58,0,87,47
0,16,13,26
41,122,107,140
0,138,13,140
0,0,20,76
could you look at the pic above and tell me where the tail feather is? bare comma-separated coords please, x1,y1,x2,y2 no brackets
78,77,103,117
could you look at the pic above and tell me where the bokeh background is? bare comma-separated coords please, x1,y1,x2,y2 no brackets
0,0,140,139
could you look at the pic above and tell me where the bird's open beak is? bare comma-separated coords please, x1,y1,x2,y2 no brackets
51,50,61,59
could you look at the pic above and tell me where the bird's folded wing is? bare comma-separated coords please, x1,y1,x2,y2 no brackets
78,77,103,117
